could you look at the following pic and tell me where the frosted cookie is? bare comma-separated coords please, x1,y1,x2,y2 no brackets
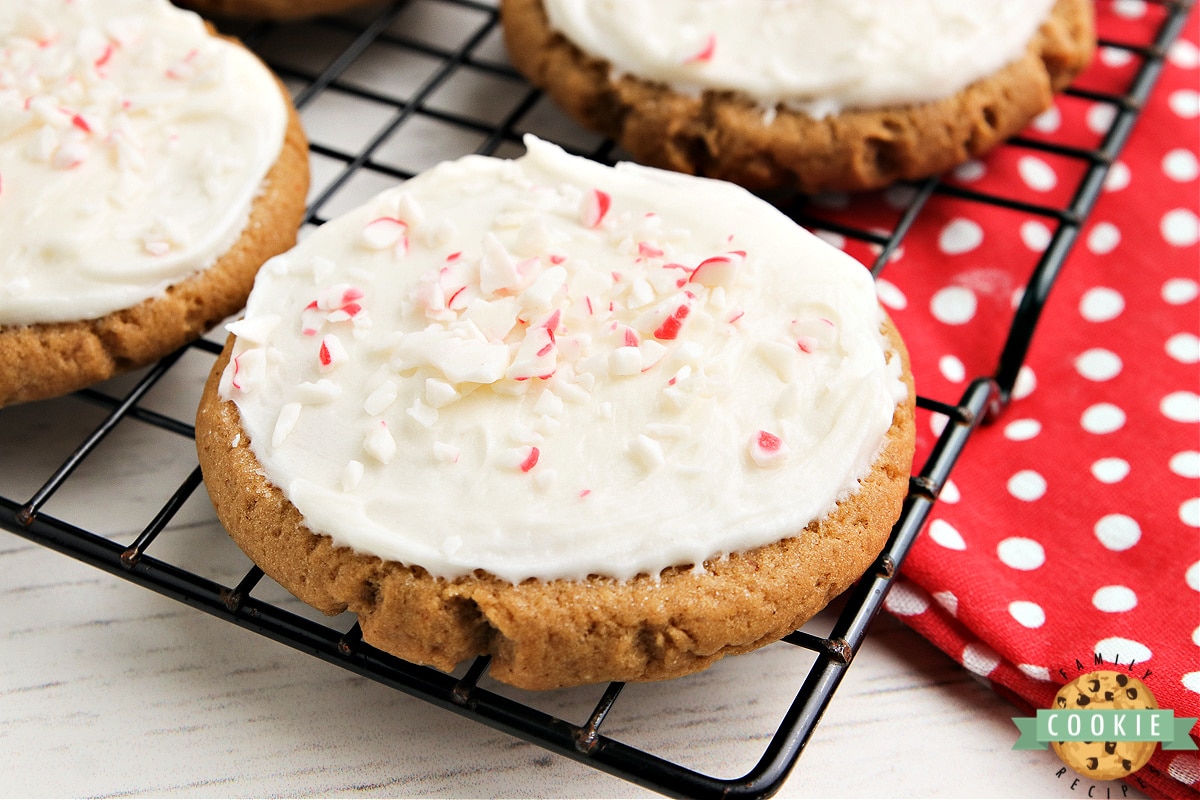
179,0,382,20
500,0,1095,193
196,137,915,690
0,0,309,407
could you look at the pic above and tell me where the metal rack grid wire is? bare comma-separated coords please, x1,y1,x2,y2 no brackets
0,1,1191,797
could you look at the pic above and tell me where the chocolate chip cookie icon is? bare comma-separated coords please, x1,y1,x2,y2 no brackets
1051,670,1158,781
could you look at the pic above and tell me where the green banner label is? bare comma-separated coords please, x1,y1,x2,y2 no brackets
1013,709,1199,750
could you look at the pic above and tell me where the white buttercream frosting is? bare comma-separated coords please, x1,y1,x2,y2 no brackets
542,0,1056,117
0,0,287,326
221,137,906,583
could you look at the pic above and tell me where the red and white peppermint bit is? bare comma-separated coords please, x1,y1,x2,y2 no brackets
749,430,791,468
165,48,199,80
581,188,612,229
689,250,745,288
94,44,114,71
360,216,409,252
300,301,323,336
318,333,348,372
683,33,717,64
499,445,541,472
797,336,818,354
230,353,244,391
653,301,692,340
637,241,664,259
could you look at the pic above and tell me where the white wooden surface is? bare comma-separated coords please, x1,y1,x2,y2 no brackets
0,2,1151,796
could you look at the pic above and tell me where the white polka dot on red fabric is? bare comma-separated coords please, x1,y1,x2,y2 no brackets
874,277,907,310
1091,457,1130,483
930,412,949,437
1169,39,1200,69
1075,348,1123,381
1194,626,1200,646
1169,89,1200,119
1007,470,1047,502
929,519,966,551
1020,219,1052,252
934,590,958,616
1094,637,1152,664
953,160,986,182
997,537,1045,570
1088,102,1118,135
1182,498,1200,528
1099,46,1135,68
1032,105,1061,132
1093,585,1138,612
1167,753,1200,786
1161,391,1200,423
1013,366,1037,400
1113,0,1147,17
1163,277,1200,304
1183,673,1200,695
1095,514,1141,551
1018,664,1053,681
1080,287,1125,322
939,354,965,383
938,218,984,254
1105,161,1131,192
1164,148,1200,182
1018,155,1057,192
1004,419,1041,441
962,642,1001,677
1189,561,1200,591
1082,403,1126,434
1171,451,1200,479
930,286,977,325
940,479,961,504
1167,333,1200,364
884,581,930,616
1162,208,1200,247
1009,601,1045,628
1086,222,1121,254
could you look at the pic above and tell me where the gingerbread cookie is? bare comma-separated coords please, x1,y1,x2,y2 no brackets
179,0,382,20
0,0,309,408
196,137,916,690
1052,671,1159,781
499,0,1095,193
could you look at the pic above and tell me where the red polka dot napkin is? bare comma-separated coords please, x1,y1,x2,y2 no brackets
826,5,1199,797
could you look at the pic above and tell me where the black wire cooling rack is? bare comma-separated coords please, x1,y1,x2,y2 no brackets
0,2,1192,797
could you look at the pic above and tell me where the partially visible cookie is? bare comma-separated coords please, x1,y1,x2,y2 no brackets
197,137,916,690
179,0,381,20
500,0,1095,193
0,0,309,407
1051,671,1158,781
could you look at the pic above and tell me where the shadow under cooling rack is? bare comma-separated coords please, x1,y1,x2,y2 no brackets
0,1,1192,797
